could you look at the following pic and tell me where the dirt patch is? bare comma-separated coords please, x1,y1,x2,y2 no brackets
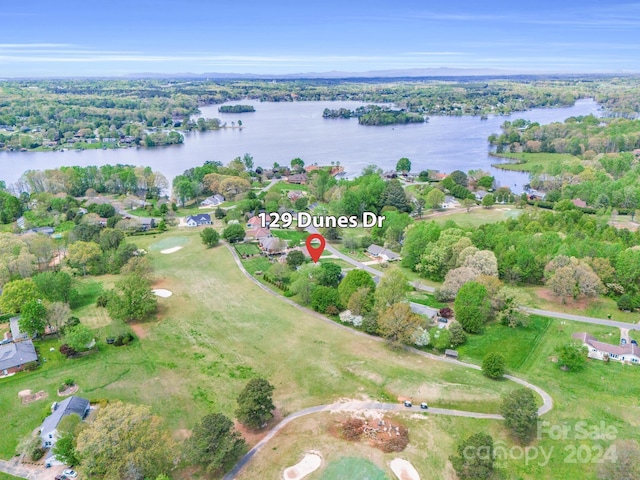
330,415,409,454
129,322,151,339
235,409,283,447
536,288,591,310
20,390,48,405
283,452,322,480
58,384,79,397
390,458,420,480
173,428,192,441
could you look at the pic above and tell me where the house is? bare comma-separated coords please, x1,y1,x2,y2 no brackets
287,173,308,185
137,217,156,231
409,303,439,319
432,172,448,181
572,332,640,364
246,227,272,241
186,214,212,227
10,317,28,342
287,190,305,202
260,236,284,254
475,190,489,201
247,215,267,229
200,194,225,207
0,339,38,376
40,396,90,448
445,349,459,359
367,244,400,262
22,226,55,236
443,196,459,209
572,198,587,208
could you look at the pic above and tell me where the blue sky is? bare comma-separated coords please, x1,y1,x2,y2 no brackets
1,0,639,76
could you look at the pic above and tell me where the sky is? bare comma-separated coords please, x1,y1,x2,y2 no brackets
1,0,639,77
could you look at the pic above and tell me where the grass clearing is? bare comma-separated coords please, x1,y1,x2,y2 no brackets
234,243,261,256
320,457,389,480
271,228,308,247
242,256,273,274
318,258,353,270
427,207,524,229
408,293,448,309
491,152,581,173
148,236,190,251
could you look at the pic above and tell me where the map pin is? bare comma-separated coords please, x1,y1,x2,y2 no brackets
306,234,326,263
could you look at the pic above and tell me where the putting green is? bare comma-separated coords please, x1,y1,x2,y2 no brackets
320,457,389,480
148,236,190,251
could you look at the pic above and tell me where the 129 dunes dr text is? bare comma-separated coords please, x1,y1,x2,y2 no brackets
258,212,385,229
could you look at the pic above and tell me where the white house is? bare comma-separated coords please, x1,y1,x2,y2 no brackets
200,194,225,207
367,244,400,262
186,214,212,227
40,396,90,448
572,332,640,365
443,195,459,209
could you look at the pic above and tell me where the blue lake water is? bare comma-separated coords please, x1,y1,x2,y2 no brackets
0,98,601,192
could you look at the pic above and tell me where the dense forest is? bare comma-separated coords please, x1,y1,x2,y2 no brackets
323,105,425,125
218,105,255,113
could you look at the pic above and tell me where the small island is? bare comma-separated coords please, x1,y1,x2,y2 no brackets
218,105,256,113
323,105,426,126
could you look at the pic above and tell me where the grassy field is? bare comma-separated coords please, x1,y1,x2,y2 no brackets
0,230,525,463
318,258,354,270
491,152,581,173
408,292,448,309
271,228,308,247
234,243,262,256
0,473,21,480
427,206,524,228
242,256,273,274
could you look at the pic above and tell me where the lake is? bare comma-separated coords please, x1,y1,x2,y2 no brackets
0,99,601,193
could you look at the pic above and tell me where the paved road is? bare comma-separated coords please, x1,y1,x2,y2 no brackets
523,308,640,330
224,243,554,479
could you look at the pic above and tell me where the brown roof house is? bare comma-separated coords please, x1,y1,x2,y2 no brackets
572,332,640,365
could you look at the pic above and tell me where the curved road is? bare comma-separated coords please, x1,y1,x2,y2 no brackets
223,243,553,479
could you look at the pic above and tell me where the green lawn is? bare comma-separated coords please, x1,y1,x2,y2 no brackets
148,236,190,251
271,228,308,247
428,207,524,228
408,292,448,309
318,258,354,270
320,457,389,480
234,243,262,257
269,181,309,194
491,152,581,173
242,256,273,274
0,473,22,480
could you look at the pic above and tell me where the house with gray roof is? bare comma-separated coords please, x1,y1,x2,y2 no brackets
0,339,38,376
10,317,28,341
40,396,90,448
186,213,212,227
572,332,640,365
367,244,400,262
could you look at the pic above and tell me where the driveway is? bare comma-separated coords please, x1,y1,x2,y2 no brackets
0,459,66,480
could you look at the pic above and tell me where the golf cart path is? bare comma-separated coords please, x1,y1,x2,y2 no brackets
223,243,554,479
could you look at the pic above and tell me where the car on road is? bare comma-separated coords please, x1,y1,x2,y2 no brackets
403,400,412,407
420,402,428,409
63,469,78,478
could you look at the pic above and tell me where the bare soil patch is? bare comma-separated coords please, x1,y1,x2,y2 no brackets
129,322,151,339
537,288,591,310
19,390,48,405
235,409,283,447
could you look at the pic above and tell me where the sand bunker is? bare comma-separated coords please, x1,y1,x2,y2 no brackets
161,246,183,254
390,458,420,480
283,452,322,480
152,289,173,298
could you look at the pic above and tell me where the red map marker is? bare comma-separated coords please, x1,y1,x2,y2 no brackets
306,234,326,263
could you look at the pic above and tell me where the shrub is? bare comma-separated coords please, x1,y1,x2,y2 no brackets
59,344,77,358
482,352,506,379
96,294,110,308
439,307,453,318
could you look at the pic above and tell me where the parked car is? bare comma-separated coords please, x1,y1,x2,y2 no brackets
403,400,412,407
55,475,68,480
420,402,429,409
63,469,78,478
621,338,627,345
631,340,638,346
437,317,448,323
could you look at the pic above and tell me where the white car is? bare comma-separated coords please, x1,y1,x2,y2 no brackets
63,470,78,478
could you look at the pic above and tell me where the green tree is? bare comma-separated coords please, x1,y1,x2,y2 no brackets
311,286,341,313
347,287,374,316
0,278,40,313
107,275,157,322
286,250,306,269
290,157,305,171
449,170,468,187
482,352,506,379
19,299,47,337
378,303,422,347
32,271,74,304
184,413,247,474
430,326,451,351
501,388,538,444
557,342,587,371
337,270,376,306
76,401,175,479
381,179,410,212
315,262,342,288
200,227,220,248
454,282,491,333
374,269,409,311
222,224,245,243
425,188,445,210
401,221,441,270
396,157,411,174
481,193,495,208
448,321,467,347
65,323,94,351
0,190,23,224
462,198,476,212
52,432,80,466
67,241,102,275
235,378,275,429
450,433,494,480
